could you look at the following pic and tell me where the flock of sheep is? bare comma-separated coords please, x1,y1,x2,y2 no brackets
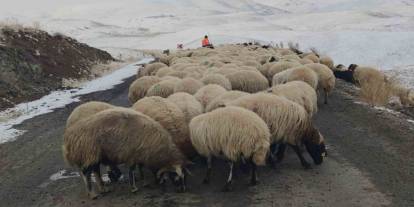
62,43,409,200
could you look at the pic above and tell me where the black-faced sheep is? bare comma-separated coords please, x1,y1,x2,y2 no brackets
63,108,187,199
228,93,327,169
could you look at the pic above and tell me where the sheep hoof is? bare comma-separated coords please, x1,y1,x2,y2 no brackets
222,185,233,192
100,186,111,194
303,163,312,170
142,182,150,188
202,179,210,184
250,180,259,186
130,187,139,193
88,192,99,200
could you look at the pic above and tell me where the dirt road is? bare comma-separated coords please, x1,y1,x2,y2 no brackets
0,77,413,207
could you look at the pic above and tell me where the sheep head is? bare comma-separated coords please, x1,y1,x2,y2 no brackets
303,126,327,165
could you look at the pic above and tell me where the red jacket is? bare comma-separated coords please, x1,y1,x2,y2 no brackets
202,38,210,47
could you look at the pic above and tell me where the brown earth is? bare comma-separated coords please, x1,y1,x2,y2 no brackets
0,77,413,207
0,27,115,110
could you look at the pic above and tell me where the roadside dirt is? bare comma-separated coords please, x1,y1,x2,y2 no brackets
0,27,115,110
0,78,413,207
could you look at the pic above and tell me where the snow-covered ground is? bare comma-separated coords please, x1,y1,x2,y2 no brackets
0,58,153,144
1,0,413,86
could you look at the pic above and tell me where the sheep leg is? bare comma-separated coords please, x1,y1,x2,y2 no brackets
80,168,98,199
276,144,287,163
129,165,139,193
268,143,278,168
93,165,109,193
222,161,234,192
250,161,258,185
107,165,122,183
324,90,328,104
290,145,311,169
203,156,212,184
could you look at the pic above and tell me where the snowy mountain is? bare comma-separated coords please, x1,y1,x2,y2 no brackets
1,0,413,87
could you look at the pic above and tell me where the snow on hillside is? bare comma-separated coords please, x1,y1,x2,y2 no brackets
1,0,413,87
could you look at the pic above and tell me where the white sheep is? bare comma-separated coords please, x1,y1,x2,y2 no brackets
200,74,232,90
146,78,180,98
268,81,318,116
205,90,249,112
137,62,167,78
128,76,161,104
319,56,334,69
173,77,204,95
305,63,336,104
272,66,319,89
167,92,203,123
225,70,269,93
189,106,270,190
132,96,194,158
267,61,302,81
194,84,228,111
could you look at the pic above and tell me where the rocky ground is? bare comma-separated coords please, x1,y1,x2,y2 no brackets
0,77,413,207
0,27,115,110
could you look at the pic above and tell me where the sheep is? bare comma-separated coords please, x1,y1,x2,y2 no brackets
173,77,204,95
66,101,115,128
200,74,232,90
63,108,187,199
137,62,167,78
319,56,334,69
128,76,162,104
225,70,269,93
352,65,387,87
268,81,318,116
227,93,327,169
167,92,203,123
132,96,194,157
298,58,314,65
155,67,175,77
303,53,319,63
194,84,228,111
305,63,336,104
267,61,302,81
189,106,270,190
393,85,414,106
65,101,126,183
205,90,249,112
272,66,319,89
167,70,188,79
146,78,180,98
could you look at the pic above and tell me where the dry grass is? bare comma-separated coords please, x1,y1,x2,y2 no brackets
359,76,397,106
62,61,130,88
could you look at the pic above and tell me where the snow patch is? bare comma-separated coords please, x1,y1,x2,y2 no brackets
40,169,123,188
0,57,153,144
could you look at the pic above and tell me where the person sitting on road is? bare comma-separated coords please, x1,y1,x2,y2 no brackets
202,35,214,48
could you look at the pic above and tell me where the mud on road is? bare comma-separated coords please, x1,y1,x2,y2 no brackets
0,78,413,207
